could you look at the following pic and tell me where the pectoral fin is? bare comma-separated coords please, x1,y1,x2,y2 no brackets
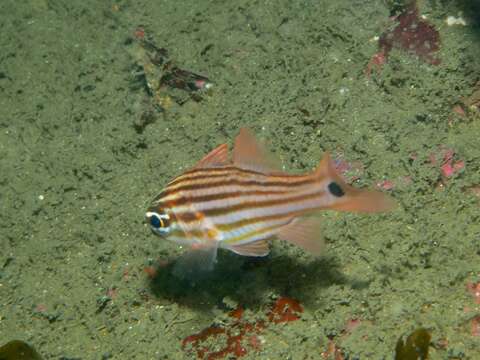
172,244,218,279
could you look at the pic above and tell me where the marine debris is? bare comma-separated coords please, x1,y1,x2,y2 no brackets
127,27,213,132
130,27,212,100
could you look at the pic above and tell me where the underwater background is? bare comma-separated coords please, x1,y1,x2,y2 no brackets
1,0,480,358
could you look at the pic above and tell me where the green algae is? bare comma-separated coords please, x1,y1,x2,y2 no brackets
0,340,43,360
395,328,431,360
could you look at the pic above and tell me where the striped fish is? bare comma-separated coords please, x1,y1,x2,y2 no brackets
146,128,395,274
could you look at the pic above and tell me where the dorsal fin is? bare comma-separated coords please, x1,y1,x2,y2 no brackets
192,143,229,169
233,128,282,173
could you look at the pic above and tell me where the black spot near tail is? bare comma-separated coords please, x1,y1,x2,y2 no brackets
328,182,345,197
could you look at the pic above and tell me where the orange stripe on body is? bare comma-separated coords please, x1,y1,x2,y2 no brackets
169,165,306,186
174,189,328,219
164,167,316,194
150,165,332,246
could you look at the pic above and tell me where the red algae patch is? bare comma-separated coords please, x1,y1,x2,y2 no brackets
182,297,303,359
367,1,441,76
268,297,303,324
466,281,480,305
379,2,440,65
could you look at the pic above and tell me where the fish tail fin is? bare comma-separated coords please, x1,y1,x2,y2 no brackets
314,153,396,213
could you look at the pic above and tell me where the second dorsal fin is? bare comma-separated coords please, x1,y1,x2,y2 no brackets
233,128,281,173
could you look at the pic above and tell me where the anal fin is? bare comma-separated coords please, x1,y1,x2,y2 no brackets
276,217,325,256
228,240,270,257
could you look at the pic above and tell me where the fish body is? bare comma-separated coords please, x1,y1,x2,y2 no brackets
146,128,395,272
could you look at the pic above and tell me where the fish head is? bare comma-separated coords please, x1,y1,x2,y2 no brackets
146,194,218,248
145,195,204,247
145,187,184,240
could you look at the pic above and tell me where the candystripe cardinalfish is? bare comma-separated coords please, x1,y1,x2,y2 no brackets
146,128,395,275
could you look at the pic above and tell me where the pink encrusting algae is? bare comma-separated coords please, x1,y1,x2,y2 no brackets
366,1,441,76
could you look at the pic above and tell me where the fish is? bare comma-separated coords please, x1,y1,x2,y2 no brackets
146,128,395,276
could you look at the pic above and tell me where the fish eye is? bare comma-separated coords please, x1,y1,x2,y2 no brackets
146,211,171,236
150,215,162,229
